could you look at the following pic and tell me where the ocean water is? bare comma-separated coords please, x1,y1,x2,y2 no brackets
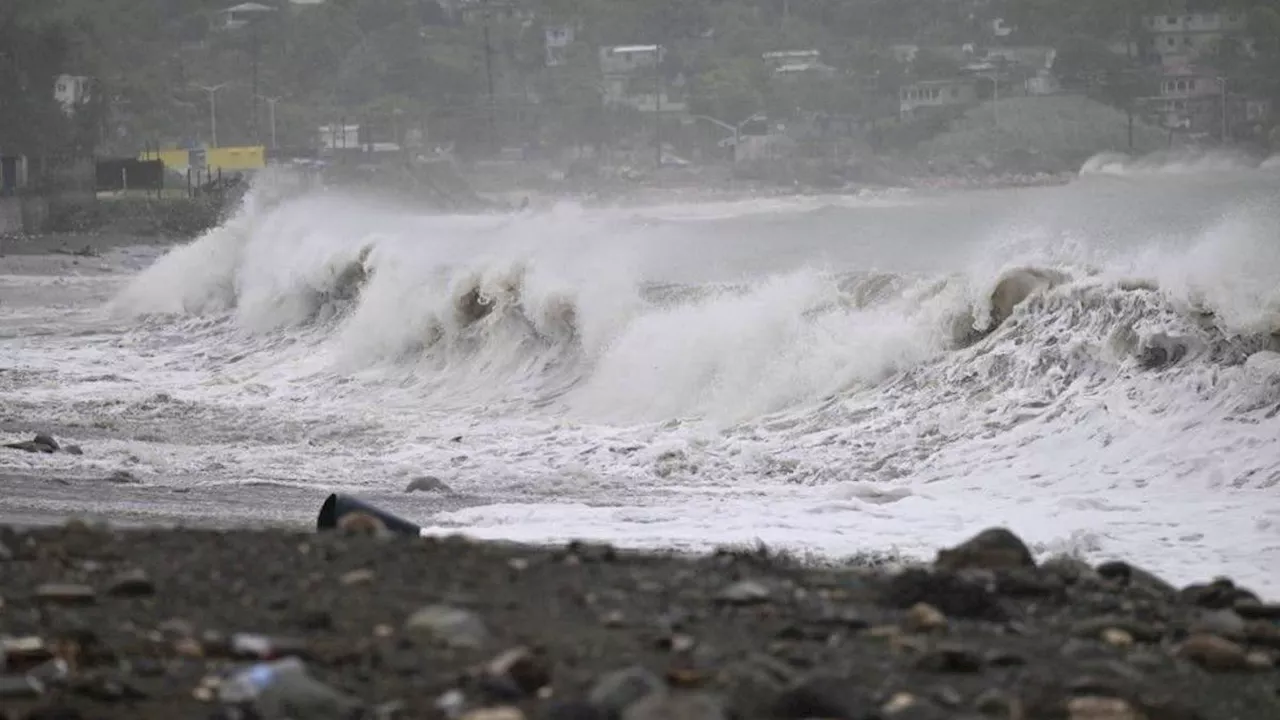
3,153,1280,594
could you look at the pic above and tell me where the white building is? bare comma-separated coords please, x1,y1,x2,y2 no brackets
598,45,686,113
53,74,90,115
1143,11,1247,67
899,79,977,119
545,25,574,67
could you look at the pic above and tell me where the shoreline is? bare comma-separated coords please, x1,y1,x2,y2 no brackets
0,521,1276,719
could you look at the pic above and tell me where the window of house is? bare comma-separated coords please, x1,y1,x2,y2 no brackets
1166,37,1176,47
1183,36,1192,45
1165,16,1176,25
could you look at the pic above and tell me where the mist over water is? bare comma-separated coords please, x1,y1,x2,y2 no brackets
6,154,1280,593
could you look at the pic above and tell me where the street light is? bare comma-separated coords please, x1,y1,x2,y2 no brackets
257,93,288,149
1216,75,1228,145
192,83,231,147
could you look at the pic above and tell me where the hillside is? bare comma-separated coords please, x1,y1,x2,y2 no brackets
915,95,1173,173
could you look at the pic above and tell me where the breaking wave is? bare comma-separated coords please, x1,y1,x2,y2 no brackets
1080,148,1266,176
114,167,1280,428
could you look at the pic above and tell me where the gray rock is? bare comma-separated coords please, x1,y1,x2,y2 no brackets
4,440,55,453
0,674,44,699
1040,554,1099,584
106,569,156,597
1094,561,1177,599
1071,616,1163,643
106,469,139,484
405,605,490,649
715,579,772,605
406,476,453,493
1188,609,1246,641
34,583,97,606
588,666,666,716
771,677,875,719
935,528,1035,571
1176,633,1250,671
65,444,84,455
33,433,59,450
487,646,551,696
915,644,985,673
622,691,727,720
972,688,1016,716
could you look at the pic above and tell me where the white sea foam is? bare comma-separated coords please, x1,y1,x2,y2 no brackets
5,163,1280,595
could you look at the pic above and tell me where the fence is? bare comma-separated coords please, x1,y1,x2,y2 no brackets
96,158,165,193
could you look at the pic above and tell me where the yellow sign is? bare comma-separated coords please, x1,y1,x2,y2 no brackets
140,146,266,172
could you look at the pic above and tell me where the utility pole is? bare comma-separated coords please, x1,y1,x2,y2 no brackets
654,44,663,168
251,21,261,143
193,83,230,147
1218,75,1228,145
258,94,286,150
479,0,501,155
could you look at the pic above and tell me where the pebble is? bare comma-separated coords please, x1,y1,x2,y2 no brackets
406,475,453,493
771,676,874,718
1040,554,1099,584
621,691,727,720
106,569,155,597
715,579,772,605
1100,628,1133,648
405,605,490,649
915,644,984,673
883,692,917,714
340,568,376,586
544,701,609,720
486,646,551,696
1245,651,1274,670
33,433,60,450
1094,561,1177,599
930,686,963,708
34,583,97,605
104,470,139,486
1233,599,1280,620
337,512,390,537
934,527,1035,571
588,665,665,716
0,674,45,699
461,709,525,720
1067,696,1143,720
1245,619,1280,650
904,602,948,633
883,568,1006,621
1176,633,1249,671
2,636,53,671
1071,616,1162,643
1188,608,1246,640
972,688,1017,716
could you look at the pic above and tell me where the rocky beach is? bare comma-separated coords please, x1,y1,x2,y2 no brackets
1,520,1278,720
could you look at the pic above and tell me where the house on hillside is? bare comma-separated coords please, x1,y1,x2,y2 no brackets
762,50,835,79
899,79,977,119
599,45,686,113
544,24,574,67
54,74,91,115
1145,68,1224,133
1144,66,1270,139
962,46,1059,96
1143,11,1248,67
218,3,276,30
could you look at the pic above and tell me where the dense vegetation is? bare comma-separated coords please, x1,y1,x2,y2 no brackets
2,0,1278,159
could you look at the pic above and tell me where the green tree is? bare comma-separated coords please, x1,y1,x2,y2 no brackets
0,0,75,156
